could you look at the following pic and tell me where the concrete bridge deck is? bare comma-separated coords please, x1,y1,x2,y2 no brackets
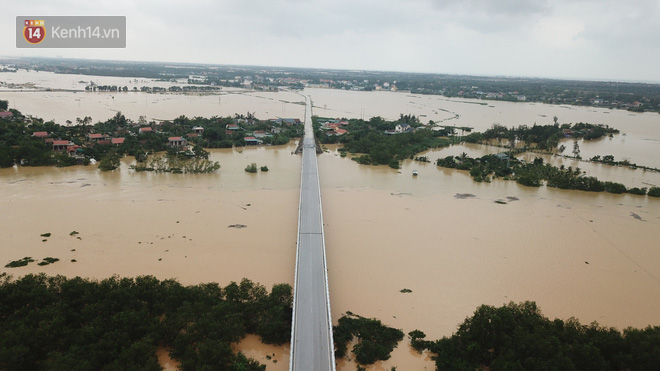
289,95,335,371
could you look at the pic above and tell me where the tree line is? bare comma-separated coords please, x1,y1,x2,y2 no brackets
0,273,292,370
464,121,620,152
0,108,299,170
2,272,659,370
409,301,660,370
437,154,659,196
314,115,452,169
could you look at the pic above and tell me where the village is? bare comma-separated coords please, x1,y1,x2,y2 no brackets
0,102,309,168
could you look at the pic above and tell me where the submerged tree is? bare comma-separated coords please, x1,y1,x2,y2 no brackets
572,140,581,159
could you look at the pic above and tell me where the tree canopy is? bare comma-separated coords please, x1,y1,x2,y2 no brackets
410,301,660,371
0,273,292,371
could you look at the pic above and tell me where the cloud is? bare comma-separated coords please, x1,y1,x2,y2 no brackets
1,0,659,81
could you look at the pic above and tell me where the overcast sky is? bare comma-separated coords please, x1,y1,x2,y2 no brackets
2,0,659,82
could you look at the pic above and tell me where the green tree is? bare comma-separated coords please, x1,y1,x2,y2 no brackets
572,140,581,159
98,151,120,171
648,187,660,197
244,163,257,173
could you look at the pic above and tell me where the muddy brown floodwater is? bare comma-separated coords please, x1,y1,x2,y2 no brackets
2,143,660,370
1,72,660,369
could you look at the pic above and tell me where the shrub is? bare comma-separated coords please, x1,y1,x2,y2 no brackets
245,163,258,173
98,152,120,171
648,187,660,197
627,187,647,196
260,166,269,172
333,313,404,365
5,257,34,268
37,257,60,266
603,181,627,194
516,174,542,187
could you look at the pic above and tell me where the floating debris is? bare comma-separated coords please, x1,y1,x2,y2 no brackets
630,212,645,221
454,193,475,199
228,224,247,229
38,257,59,266
506,196,519,201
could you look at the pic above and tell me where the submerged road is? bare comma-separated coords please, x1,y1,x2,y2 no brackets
289,96,335,371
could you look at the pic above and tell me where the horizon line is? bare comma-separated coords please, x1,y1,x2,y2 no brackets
2,54,660,86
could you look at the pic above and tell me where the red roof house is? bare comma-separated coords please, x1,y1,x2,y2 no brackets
52,140,70,151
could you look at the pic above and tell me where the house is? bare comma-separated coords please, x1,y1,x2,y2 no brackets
234,118,255,125
494,153,509,161
87,133,108,142
226,124,239,131
32,131,49,139
52,140,72,152
395,123,412,133
244,136,262,145
326,128,347,136
67,145,83,157
271,118,301,126
271,127,283,134
321,122,342,131
192,126,204,134
138,127,153,134
168,137,187,147
0,111,13,118
111,137,125,145
253,130,267,138
186,132,199,139
384,130,398,135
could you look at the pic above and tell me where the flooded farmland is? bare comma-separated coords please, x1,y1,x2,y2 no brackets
1,70,660,370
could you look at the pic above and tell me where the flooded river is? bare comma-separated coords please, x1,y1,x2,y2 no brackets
2,70,660,370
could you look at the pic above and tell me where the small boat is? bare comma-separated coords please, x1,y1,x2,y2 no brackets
412,170,418,176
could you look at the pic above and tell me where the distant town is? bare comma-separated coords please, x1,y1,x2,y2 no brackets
2,57,660,113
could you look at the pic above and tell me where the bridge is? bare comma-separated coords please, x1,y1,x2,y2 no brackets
289,95,336,371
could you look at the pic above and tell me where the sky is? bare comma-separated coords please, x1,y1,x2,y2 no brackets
2,0,660,82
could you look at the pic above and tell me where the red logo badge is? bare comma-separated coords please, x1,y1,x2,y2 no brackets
23,20,46,44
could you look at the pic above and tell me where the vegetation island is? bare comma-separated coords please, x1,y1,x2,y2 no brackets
314,113,659,198
0,98,301,172
435,120,660,197
2,97,657,197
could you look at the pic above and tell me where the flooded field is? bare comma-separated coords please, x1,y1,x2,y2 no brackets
1,70,660,370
